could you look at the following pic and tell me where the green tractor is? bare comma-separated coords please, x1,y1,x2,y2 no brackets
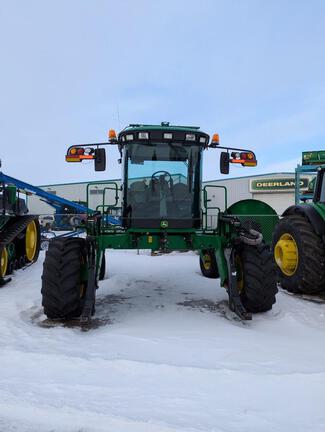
273,150,325,294
0,175,41,285
41,123,278,322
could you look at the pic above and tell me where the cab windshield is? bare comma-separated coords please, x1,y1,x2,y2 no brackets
123,142,202,226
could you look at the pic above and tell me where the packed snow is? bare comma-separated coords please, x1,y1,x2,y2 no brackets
0,250,325,432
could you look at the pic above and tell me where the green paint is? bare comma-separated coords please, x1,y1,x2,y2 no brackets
122,123,201,133
302,151,325,166
311,202,325,220
226,199,279,245
6,186,17,204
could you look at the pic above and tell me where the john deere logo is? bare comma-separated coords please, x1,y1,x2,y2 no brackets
160,220,168,228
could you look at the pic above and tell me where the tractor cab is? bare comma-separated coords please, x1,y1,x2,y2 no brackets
65,122,258,230
295,151,325,204
119,125,208,229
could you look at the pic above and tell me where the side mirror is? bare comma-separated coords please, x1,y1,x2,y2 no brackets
95,148,106,171
220,152,229,175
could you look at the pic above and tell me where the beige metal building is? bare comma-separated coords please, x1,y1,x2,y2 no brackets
27,179,122,215
204,172,312,215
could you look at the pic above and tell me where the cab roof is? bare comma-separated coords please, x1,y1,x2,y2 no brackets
121,122,203,133
118,122,210,146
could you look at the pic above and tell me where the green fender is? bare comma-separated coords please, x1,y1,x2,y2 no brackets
226,199,279,245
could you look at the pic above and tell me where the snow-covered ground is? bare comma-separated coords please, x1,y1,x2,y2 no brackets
1,250,325,432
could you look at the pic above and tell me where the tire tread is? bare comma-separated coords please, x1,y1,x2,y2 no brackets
41,237,86,319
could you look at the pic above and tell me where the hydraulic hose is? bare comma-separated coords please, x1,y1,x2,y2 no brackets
239,228,263,246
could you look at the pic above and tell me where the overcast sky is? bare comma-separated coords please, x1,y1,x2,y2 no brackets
1,0,325,185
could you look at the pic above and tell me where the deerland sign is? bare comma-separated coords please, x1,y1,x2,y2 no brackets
250,178,309,193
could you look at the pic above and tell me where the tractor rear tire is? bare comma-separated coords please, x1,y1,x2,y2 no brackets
236,243,277,313
41,237,87,319
200,249,219,278
272,214,325,294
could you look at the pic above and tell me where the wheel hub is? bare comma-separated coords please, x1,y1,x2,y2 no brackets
25,220,38,261
0,247,8,277
274,233,298,276
202,254,211,270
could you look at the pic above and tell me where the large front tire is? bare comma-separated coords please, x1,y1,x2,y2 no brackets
272,214,325,294
236,244,277,313
41,238,87,319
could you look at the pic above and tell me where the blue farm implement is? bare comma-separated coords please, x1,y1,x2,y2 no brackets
0,170,120,285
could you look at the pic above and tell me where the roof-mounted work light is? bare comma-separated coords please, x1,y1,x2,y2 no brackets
185,133,196,141
138,132,149,140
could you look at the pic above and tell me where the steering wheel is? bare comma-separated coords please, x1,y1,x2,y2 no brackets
151,170,173,189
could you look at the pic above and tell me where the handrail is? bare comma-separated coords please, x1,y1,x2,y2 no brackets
87,181,120,215
202,185,227,229
103,184,119,209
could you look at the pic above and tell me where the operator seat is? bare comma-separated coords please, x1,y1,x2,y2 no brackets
128,180,148,218
147,177,173,218
172,183,192,218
